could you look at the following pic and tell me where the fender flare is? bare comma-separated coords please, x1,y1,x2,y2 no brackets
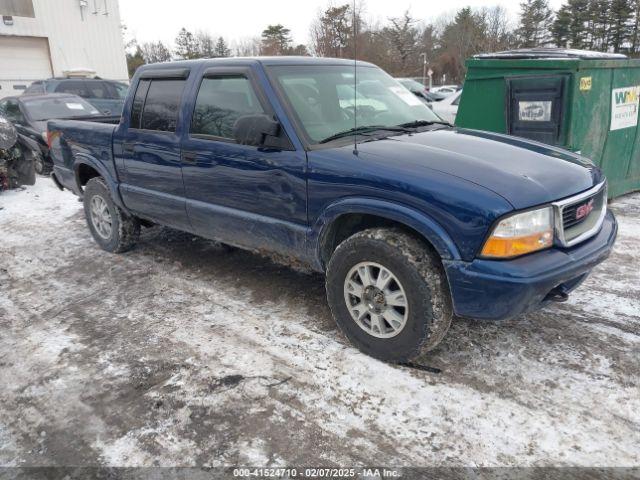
73,155,129,213
311,197,461,269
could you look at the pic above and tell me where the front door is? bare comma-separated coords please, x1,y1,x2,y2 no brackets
115,73,192,230
180,66,307,255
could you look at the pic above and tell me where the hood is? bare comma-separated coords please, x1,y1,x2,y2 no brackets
357,128,601,210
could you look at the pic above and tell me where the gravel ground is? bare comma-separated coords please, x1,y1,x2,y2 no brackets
0,180,639,468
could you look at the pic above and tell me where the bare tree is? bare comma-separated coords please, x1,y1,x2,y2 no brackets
481,6,515,52
310,4,353,57
382,10,420,75
196,31,216,58
140,41,172,64
233,37,262,57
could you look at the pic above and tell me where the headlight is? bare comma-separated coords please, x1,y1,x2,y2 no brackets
42,131,48,143
481,206,554,258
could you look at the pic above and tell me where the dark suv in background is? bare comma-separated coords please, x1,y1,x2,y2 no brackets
23,78,128,115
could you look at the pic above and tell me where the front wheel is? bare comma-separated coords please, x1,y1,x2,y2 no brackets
34,155,50,175
83,177,140,253
326,228,452,363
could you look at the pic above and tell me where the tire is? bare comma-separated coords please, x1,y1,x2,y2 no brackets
36,158,52,176
83,177,140,253
326,228,453,363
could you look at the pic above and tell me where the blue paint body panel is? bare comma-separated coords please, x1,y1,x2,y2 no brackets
47,57,618,321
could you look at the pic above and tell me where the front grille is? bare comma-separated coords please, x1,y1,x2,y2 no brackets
553,182,607,248
562,197,595,230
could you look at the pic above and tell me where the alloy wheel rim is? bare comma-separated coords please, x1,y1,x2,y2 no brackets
343,262,409,339
90,195,113,240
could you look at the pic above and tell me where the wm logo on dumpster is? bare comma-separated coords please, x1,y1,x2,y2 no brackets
614,88,640,105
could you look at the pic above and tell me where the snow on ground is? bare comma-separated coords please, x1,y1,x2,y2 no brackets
0,180,639,468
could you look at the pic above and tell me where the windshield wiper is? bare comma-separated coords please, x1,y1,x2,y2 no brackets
318,125,413,144
399,120,453,128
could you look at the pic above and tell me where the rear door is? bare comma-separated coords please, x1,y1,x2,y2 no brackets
180,66,307,255
114,69,192,230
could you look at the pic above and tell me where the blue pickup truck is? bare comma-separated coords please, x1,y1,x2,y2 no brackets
48,57,617,362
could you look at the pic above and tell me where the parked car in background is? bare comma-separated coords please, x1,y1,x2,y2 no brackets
24,78,129,115
431,85,461,95
395,78,447,104
48,57,617,362
0,94,103,174
431,90,462,124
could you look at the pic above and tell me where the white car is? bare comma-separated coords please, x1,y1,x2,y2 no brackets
431,90,462,124
431,85,460,95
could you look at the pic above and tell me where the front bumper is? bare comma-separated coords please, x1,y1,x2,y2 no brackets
443,210,618,320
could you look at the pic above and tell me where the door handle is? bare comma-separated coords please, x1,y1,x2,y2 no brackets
122,142,135,154
182,151,198,164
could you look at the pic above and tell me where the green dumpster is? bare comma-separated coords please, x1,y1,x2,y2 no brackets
456,48,640,198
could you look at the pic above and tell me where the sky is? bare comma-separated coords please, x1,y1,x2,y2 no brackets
118,0,566,48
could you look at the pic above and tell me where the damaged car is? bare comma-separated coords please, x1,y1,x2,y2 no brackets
0,115,37,191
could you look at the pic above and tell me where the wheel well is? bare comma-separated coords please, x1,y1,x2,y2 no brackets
320,213,438,267
76,163,101,190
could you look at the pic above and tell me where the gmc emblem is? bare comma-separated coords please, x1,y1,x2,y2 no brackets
576,199,594,220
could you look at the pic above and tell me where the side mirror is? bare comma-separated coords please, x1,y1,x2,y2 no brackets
233,114,280,147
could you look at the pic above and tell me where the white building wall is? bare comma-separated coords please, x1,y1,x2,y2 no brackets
0,0,128,87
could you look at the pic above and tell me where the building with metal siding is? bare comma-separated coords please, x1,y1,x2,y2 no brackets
0,0,128,99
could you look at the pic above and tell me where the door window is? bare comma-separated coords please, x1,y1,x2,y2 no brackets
130,79,151,129
191,76,265,139
140,79,186,132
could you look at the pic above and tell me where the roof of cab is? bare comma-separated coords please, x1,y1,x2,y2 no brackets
136,56,376,74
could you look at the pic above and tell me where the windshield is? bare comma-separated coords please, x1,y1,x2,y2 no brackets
268,65,441,144
23,97,101,121
398,79,425,92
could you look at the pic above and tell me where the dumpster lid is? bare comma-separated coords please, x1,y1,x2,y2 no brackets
474,48,627,60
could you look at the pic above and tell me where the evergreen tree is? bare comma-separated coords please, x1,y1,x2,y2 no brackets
517,0,554,47
214,37,231,57
609,0,634,52
261,25,292,55
552,5,572,47
567,0,591,49
174,28,199,59
588,0,612,51
630,0,640,54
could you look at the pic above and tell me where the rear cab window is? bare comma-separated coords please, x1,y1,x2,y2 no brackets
129,77,186,132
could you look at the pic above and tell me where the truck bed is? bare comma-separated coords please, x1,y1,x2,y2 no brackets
48,118,119,193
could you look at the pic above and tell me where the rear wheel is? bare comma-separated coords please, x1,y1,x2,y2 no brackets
83,177,140,253
326,228,452,362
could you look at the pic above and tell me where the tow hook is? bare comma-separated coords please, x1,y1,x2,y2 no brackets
546,286,570,303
